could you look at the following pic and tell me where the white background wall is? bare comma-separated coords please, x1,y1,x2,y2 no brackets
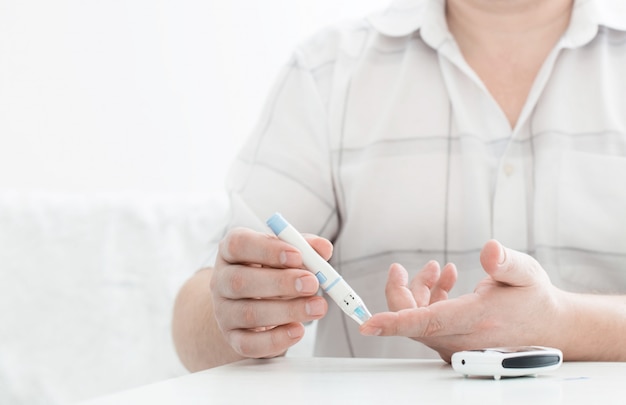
0,2,391,403
0,0,389,196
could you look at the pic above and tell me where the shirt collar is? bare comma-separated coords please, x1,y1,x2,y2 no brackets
366,0,449,49
563,0,626,48
367,0,626,48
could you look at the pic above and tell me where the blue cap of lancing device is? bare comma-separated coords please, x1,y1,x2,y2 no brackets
266,213,288,235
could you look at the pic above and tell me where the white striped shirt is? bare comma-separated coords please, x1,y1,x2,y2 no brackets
221,0,626,358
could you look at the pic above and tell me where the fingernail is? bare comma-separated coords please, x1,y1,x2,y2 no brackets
295,276,318,294
497,242,507,265
287,324,304,339
361,327,382,336
279,251,300,267
305,299,325,316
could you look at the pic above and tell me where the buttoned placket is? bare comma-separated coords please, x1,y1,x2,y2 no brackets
433,33,568,253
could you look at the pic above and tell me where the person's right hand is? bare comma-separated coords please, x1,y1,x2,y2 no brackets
211,227,330,359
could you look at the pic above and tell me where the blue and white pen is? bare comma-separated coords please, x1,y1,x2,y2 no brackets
266,212,372,325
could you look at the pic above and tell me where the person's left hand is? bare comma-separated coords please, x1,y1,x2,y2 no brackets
359,239,566,363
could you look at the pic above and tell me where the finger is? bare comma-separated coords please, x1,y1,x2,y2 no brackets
216,296,328,330
408,260,441,307
217,296,328,330
212,264,319,299
385,263,418,311
218,227,304,268
361,293,481,337
226,322,307,359
218,228,334,268
429,262,458,303
302,233,333,261
479,239,547,287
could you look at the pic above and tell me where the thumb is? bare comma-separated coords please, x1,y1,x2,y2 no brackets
479,239,547,287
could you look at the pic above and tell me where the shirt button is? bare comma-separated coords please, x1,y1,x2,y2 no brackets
503,163,514,177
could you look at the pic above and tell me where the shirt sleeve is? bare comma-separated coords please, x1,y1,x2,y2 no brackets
220,48,339,245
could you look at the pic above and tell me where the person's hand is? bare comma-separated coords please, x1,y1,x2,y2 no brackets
359,239,566,362
211,227,330,359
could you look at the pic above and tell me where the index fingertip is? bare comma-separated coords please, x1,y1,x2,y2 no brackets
360,324,383,336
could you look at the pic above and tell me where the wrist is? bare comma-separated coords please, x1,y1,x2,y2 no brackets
554,290,626,361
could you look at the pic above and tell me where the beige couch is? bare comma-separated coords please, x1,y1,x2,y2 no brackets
0,191,227,404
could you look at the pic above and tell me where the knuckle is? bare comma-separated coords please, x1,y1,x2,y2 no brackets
219,228,248,262
226,331,248,357
240,301,259,326
228,270,246,296
422,321,437,337
236,338,255,357
423,316,445,337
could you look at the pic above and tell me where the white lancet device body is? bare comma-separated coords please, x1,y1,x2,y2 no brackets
266,212,372,325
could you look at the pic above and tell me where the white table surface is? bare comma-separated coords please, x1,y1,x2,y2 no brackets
78,357,626,405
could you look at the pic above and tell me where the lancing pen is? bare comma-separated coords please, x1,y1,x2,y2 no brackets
266,212,372,325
